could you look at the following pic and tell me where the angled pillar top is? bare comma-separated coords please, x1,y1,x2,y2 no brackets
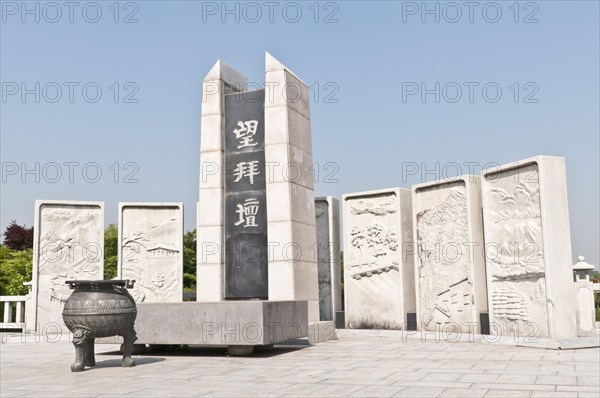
265,52,305,84
203,59,248,87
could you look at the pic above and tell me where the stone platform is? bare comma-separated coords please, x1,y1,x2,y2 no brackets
2,333,599,397
98,300,307,354
337,328,600,350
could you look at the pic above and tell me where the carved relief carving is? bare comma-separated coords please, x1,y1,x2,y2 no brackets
120,205,183,303
484,164,548,336
345,192,403,329
315,201,332,320
36,204,103,331
415,184,474,330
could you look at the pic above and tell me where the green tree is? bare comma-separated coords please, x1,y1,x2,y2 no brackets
0,245,32,296
183,229,197,293
3,220,33,251
104,224,118,279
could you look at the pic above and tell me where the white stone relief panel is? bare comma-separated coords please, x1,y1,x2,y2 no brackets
34,201,104,332
315,200,333,321
415,182,475,330
119,204,183,303
344,192,403,329
483,164,548,337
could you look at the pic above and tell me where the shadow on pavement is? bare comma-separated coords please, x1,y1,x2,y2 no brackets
97,344,308,358
90,357,166,369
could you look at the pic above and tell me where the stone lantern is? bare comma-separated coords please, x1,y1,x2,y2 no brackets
573,255,595,282
572,255,597,336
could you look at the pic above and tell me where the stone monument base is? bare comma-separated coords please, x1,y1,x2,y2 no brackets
97,300,307,355
308,321,337,344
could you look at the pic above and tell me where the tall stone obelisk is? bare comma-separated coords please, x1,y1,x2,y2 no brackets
197,53,319,322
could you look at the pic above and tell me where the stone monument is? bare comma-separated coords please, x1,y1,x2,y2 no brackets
572,255,597,337
342,188,414,329
30,200,104,333
315,196,341,322
97,55,311,354
196,53,319,321
118,202,184,303
481,156,577,339
412,176,487,333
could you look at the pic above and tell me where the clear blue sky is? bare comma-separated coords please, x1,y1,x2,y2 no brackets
1,1,598,266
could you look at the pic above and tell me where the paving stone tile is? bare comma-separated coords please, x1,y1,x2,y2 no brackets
310,383,368,396
321,378,394,386
393,381,473,389
420,372,466,383
483,390,531,397
386,371,430,382
495,374,538,384
555,385,600,393
458,374,500,383
393,386,444,397
470,383,554,392
438,388,488,397
577,376,600,387
280,382,329,396
530,392,577,397
536,375,578,386
350,385,405,397
471,362,508,370
0,334,598,398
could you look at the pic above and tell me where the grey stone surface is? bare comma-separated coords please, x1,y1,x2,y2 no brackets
574,280,597,337
342,188,414,329
223,90,269,300
197,60,246,301
315,196,341,322
196,54,319,322
2,332,598,397
412,176,487,333
118,202,183,303
99,300,307,346
308,321,337,344
481,156,577,339
30,200,104,333
265,52,319,322
336,328,599,350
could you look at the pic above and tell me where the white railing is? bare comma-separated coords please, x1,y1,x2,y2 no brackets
0,296,27,330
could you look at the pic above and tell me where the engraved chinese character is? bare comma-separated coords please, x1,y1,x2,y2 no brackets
232,120,259,149
233,161,260,185
234,198,260,228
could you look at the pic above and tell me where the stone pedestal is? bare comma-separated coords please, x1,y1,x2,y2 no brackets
412,176,487,333
98,300,308,349
342,188,414,329
481,156,577,339
31,200,104,333
118,202,184,303
574,280,597,337
315,196,341,322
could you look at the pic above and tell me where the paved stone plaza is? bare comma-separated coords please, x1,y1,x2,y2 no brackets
1,334,599,397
